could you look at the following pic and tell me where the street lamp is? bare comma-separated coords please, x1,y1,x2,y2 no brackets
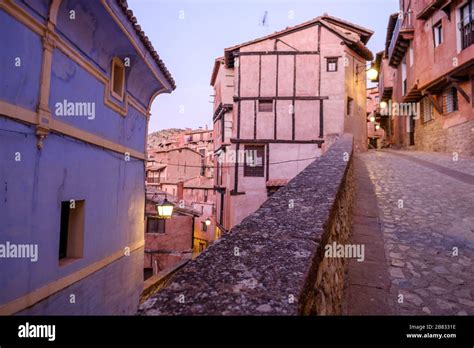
356,64,378,82
157,198,174,219
375,125,380,131
380,101,388,109
367,68,378,81
205,218,211,226
369,116,376,122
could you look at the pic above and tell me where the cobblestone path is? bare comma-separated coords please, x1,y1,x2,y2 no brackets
359,150,474,315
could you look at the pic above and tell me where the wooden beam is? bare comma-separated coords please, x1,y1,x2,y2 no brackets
472,75,474,107
234,96,329,101
253,100,257,139
275,51,279,140
319,99,324,138
235,51,319,56
266,144,270,181
447,79,471,104
424,92,443,115
230,138,324,144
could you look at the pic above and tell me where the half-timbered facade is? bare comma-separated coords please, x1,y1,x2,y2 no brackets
211,14,373,229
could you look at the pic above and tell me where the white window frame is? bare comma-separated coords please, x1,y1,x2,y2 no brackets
433,21,443,47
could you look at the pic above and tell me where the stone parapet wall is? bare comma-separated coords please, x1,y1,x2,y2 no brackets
139,134,354,315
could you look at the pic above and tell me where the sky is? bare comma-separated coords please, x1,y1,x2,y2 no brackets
128,0,399,133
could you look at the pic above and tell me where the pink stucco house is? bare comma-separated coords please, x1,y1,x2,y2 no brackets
367,86,386,148
381,0,474,154
211,14,374,230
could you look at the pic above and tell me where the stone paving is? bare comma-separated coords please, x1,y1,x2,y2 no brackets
401,150,474,177
358,150,474,315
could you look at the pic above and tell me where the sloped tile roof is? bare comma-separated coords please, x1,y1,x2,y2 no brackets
116,0,176,90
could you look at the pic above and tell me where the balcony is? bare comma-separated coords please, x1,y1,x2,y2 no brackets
416,0,450,20
388,11,414,67
378,67,394,101
146,177,161,184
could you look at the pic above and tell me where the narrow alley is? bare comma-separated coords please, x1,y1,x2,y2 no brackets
348,150,474,315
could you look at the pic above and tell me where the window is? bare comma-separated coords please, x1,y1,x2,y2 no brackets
202,221,208,232
326,57,338,72
59,200,85,261
146,217,165,233
442,87,458,114
433,22,443,47
204,189,208,202
198,242,206,252
421,97,433,123
144,268,154,281
460,1,474,50
111,57,125,101
199,149,206,156
346,97,353,116
244,145,265,177
258,100,273,112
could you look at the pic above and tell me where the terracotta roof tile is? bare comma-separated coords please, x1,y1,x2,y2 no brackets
116,0,176,90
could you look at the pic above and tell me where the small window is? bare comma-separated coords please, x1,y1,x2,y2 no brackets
442,87,458,114
111,57,125,101
202,221,208,232
433,22,443,47
326,57,338,72
421,97,433,123
198,242,206,252
144,268,153,280
258,100,273,112
146,218,165,234
244,145,265,177
346,97,353,116
59,200,85,261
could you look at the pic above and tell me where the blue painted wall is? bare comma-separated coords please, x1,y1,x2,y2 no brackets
0,116,144,305
0,0,170,313
0,9,42,111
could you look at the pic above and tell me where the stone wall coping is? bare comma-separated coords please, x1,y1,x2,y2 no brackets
139,134,354,315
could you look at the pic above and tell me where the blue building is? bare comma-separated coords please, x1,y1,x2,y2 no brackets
0,0,175,314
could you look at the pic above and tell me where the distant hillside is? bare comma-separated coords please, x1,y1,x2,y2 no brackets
147,128,184,149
